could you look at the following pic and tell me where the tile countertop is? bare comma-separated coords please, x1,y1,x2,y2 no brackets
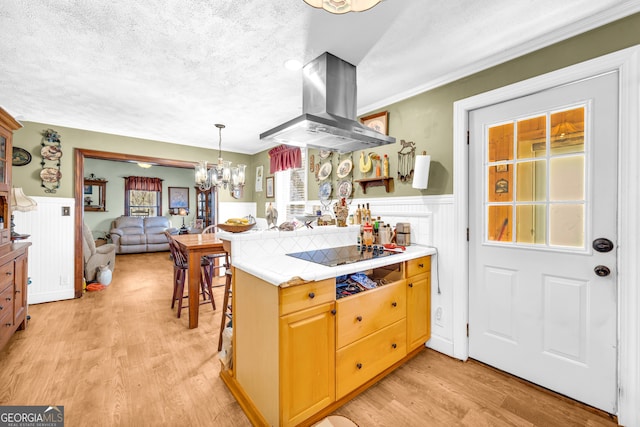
232,244,436,287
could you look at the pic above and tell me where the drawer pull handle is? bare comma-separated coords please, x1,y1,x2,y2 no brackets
5,272,11,276
0,305,3,310
392,343,397,349
15,290,20,294
308,292,315,299
418,263,424,268
356,316,363,322
356,363,362,369
5,322,11,327
391,301,397,307
331,309,336,315
408,283,413,288
5,297,11,302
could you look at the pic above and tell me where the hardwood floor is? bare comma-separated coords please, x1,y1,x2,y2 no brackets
0,252,617,427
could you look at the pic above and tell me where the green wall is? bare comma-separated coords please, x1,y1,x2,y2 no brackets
10,13,640,211
12,121,253,198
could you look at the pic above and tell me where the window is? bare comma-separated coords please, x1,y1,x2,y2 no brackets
275,149,307,222
124,176,162,217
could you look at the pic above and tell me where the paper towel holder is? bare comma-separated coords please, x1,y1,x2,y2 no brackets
412,150,431,189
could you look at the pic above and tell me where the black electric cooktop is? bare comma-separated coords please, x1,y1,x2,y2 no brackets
286,245,397,267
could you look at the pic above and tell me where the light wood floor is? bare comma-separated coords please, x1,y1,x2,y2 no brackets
0,252,617,427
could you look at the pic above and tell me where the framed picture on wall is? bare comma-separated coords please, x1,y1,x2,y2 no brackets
168,187,189,209
266,176,274,198
360,111,389,135
256,165,264,192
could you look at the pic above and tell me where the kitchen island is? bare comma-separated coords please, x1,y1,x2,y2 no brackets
218,226,435,426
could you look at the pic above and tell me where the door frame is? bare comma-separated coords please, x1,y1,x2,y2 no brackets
452,45,640,424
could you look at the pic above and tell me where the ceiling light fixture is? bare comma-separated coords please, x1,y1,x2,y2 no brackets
302,0,381,14
137,162,152,168
195,124,246,199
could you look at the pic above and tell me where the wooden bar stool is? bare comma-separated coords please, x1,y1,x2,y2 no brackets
218,268,233,351
165,231,215,318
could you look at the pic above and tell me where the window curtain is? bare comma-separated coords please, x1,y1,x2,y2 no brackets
123,176,163,216
269,145,302,174
124,176,163,191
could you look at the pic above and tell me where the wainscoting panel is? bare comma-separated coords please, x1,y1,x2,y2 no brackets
12,197,75,304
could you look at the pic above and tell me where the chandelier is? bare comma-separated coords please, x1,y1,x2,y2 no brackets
195,124,246,198
302,0,381,14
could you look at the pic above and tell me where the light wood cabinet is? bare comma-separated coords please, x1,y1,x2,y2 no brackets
0,107,22,247
280,301,335,426
225,256,431,427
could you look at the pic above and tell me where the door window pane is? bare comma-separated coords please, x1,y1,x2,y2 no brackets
488,205,512,242
551,107,584,155
517,115,546,159
488,123,513,162
488,164,513,203
550,204,584,247
516,160,546,202
550,156,584,201
516,205,546,244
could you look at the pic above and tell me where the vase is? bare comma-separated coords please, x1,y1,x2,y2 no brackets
97,265,112,286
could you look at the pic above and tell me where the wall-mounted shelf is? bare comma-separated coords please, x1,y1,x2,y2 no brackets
354,177,393,194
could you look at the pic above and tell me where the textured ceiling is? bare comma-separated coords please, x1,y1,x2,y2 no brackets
1,0,639,154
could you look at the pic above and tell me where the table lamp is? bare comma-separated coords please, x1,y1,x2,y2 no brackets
10,187,38,238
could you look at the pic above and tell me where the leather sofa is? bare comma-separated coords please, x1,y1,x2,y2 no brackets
110,216,178,254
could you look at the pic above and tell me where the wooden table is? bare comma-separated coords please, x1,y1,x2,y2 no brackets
172,233,226,329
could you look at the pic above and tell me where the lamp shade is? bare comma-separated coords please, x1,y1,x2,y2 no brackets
11,188,38,212
412,152,431,190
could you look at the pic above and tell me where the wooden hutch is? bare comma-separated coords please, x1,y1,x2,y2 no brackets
0,107,32,350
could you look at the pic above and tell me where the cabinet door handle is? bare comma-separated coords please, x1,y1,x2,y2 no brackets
5,322,11,327
331,309,336,315
5,271,11,276
356,363,362,369
418,263,424,268
392,343,397,349
356,316,363,322
0,305,3,310
5,297,11,302
408,283,413,288
391,301,397,307
308,292,315,299
15,289,20,294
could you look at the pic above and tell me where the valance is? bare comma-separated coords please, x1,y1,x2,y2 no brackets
124,176,163,192
269,145,302,174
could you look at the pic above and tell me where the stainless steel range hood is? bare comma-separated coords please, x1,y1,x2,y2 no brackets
260,52,395,153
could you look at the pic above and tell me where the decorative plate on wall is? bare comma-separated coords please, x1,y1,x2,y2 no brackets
12,147,32,166
41,145,63,160
319,182,332,201
40,167,62,183
317,162,332,181
337,180,352,199
336,159,353,178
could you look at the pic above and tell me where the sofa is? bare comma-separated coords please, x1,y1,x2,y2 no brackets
83,221,116,281
110,216,178,254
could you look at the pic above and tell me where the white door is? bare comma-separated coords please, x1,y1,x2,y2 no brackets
468,72,618,413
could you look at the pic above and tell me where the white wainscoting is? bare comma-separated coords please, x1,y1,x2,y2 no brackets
307,194,456,357
12,197,75,304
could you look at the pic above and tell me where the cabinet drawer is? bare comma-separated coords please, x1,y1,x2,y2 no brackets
0,261,13,289
336,280,406,349
0,229,10,246
0,284,13,318
406,256,431,278
336,319,407,399
0,302,13,348
279,278,335,316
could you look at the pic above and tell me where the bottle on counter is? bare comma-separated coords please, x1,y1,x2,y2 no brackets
355,204,362,225
362,223,374,246
375,159,381,177
383,154,389,177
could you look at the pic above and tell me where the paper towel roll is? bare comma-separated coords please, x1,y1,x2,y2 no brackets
412,154,431,189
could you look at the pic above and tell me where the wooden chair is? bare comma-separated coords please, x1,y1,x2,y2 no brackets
201,226,233,352
164,231,215,318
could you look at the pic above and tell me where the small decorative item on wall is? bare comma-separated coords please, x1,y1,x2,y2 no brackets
12,147,32,166
168,187,189,209
40,128,62,193
360,111,389,135
256,165,264,192
397,139,416,182
266,176,274,198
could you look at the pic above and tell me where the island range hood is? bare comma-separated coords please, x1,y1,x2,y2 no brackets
260,52,395,153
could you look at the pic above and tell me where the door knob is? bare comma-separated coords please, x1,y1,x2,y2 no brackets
593,238,614,253
594,265,611,277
